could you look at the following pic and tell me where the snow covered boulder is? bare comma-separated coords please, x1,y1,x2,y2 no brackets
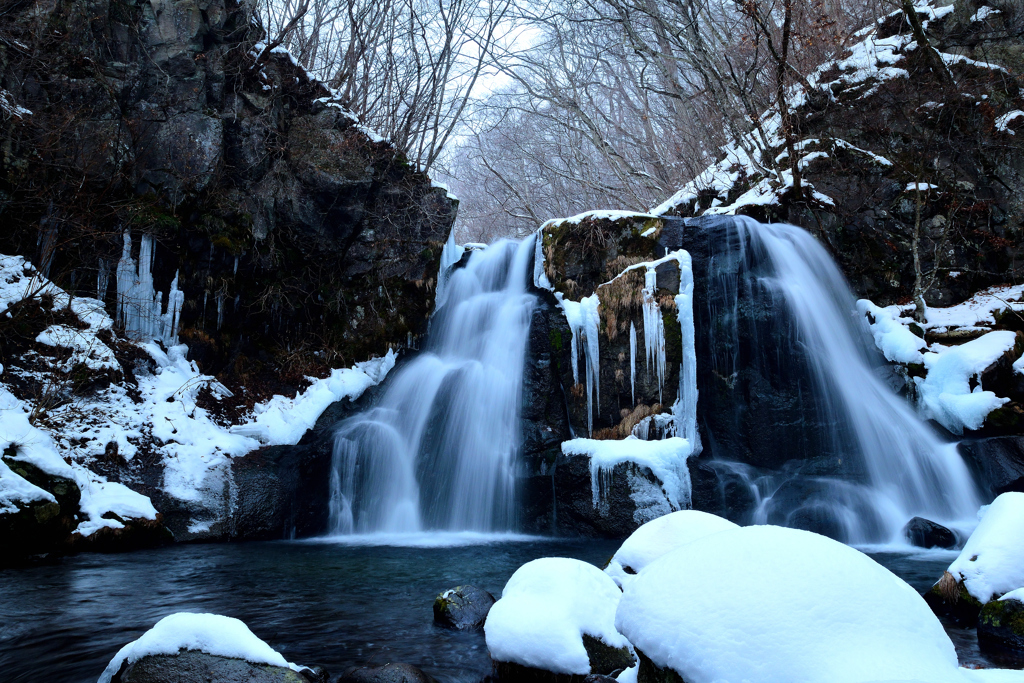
98,612,320,683
616,525,964,683
485,558,634,681
978,588,1024,663
604,510,737,588
926,492,1024,623
433,584,495,631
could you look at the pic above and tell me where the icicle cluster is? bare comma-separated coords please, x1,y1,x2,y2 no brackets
560,293,602,435
642,266,667,401
115,231,184,344
434,227,466,311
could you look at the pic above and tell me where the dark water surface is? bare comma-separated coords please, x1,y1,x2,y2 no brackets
0,538,1007,683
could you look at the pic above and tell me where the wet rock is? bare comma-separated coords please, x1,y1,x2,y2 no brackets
338,662,438,683
903,517,958,549
110,651,312,683
978,595,1024,664
433,585,495,631
635,649,684,683
958,437,1024,497
491,636,634,683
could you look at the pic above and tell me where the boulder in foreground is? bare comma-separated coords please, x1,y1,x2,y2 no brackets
98,612,318,683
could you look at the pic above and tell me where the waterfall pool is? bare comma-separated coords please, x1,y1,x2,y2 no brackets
0,538,1007,682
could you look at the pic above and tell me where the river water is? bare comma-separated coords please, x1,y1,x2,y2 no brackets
0,539,1004,682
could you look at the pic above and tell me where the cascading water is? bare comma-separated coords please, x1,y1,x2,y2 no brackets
328,238,537,535
697,216,981,544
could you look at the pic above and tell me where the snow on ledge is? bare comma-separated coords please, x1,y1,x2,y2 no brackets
229,350,396,446
541,210,658,230
562,436,694,510
98,613,305,683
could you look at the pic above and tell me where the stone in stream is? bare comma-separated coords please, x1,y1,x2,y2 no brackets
110,651,318,683
433,585,496,631
339,662,438,683
978,593,1024,663
903,516,958,549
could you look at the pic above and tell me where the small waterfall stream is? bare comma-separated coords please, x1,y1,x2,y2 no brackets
700,216,981,543
328,238,537,534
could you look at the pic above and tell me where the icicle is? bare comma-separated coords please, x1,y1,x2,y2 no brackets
642,266,666,402
233,256,239,275
673,251,700,455
97,258,110,302
558,293,602,435
216,293,225,331
435,227,465,311
115,231,135,330
630,321,637,405
162,270,184,344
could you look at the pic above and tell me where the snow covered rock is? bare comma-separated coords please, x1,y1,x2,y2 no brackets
484,558,634,680
616,525,964,683
916,331,1019,434
433,585,495,631
927,492,1024,622
604,510,737,588
978,588,1024,663
98,613,316,683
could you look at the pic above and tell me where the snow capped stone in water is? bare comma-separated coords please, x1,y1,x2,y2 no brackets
616,525,963,683
944,492,1024,604
98,612,305,683
604,510,738,589
485,557,631,676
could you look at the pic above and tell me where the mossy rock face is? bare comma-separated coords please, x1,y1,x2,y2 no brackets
0,456,81,562
111,651,314,683
923,572,984,625
978,597,1024,663
581,634,634,676
432,584,495,631
635,649,688,683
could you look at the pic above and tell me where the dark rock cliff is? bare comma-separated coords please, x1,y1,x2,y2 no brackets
0,0,456,386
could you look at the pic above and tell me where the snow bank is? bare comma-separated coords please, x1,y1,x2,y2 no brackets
857,300,926,364
541,210,657,229
605,510,737,588
944,492,1024,604
97,613,303,683
229,351,395,446
925,285,1024,332
0,384,156,535
915,330,1016,433
562,436,694,510
999,587,1024,603
616,525,963,683
485,557,630,675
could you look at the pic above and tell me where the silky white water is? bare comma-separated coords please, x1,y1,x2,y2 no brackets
717,217,982,543
328,238,537,534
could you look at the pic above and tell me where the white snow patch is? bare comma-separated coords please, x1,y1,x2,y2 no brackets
907,182,938,192
996,110,1024,134
857,300,927,364
484,557,631,675
926,284,1024,332
604,510,738,589
944,492,1024,604
542,210,658,229
229,351,395,445
972,6,1001,22
999,587,1024,603
616,525,963,683
98,613,304,683
915,330,1016,433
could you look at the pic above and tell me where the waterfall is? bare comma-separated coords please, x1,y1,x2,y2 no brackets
328,238,537,534
697,216,981,544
